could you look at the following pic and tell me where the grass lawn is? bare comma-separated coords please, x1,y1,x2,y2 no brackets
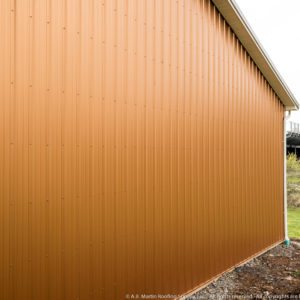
288,175,300,185
288,207,300,239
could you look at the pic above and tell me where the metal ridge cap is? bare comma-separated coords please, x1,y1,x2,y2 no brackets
211,0,299,110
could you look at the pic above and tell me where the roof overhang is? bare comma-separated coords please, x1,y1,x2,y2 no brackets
211,0,299,110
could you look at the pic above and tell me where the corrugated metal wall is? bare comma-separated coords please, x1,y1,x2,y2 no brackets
0,0,284,299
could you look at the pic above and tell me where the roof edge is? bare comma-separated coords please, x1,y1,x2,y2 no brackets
211,0,299,110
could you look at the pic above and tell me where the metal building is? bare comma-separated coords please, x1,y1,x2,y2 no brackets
0,0,298,299
287,121,300,156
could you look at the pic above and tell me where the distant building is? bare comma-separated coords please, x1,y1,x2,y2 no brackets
287,121,300,156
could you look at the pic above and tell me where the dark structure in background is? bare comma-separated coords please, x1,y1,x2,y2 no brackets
287,121,300,156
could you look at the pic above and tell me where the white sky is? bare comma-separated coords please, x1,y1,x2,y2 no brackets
234,0,300,121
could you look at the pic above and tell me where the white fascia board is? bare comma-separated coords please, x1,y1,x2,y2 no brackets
212,0,299,110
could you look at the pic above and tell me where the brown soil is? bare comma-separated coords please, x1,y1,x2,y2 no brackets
188,240,300,299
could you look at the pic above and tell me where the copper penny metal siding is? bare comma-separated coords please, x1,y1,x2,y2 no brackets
0,0,284,299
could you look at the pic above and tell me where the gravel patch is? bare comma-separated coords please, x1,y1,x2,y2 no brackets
187,241,300,299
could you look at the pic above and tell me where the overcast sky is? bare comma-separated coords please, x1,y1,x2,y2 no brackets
234,0,300,122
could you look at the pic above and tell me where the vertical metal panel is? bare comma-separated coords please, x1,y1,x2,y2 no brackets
0,0,284,299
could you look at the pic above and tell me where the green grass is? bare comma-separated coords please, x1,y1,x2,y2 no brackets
288,207,300,239
288,175,300,185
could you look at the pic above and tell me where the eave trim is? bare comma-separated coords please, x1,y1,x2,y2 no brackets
212,0,299,110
